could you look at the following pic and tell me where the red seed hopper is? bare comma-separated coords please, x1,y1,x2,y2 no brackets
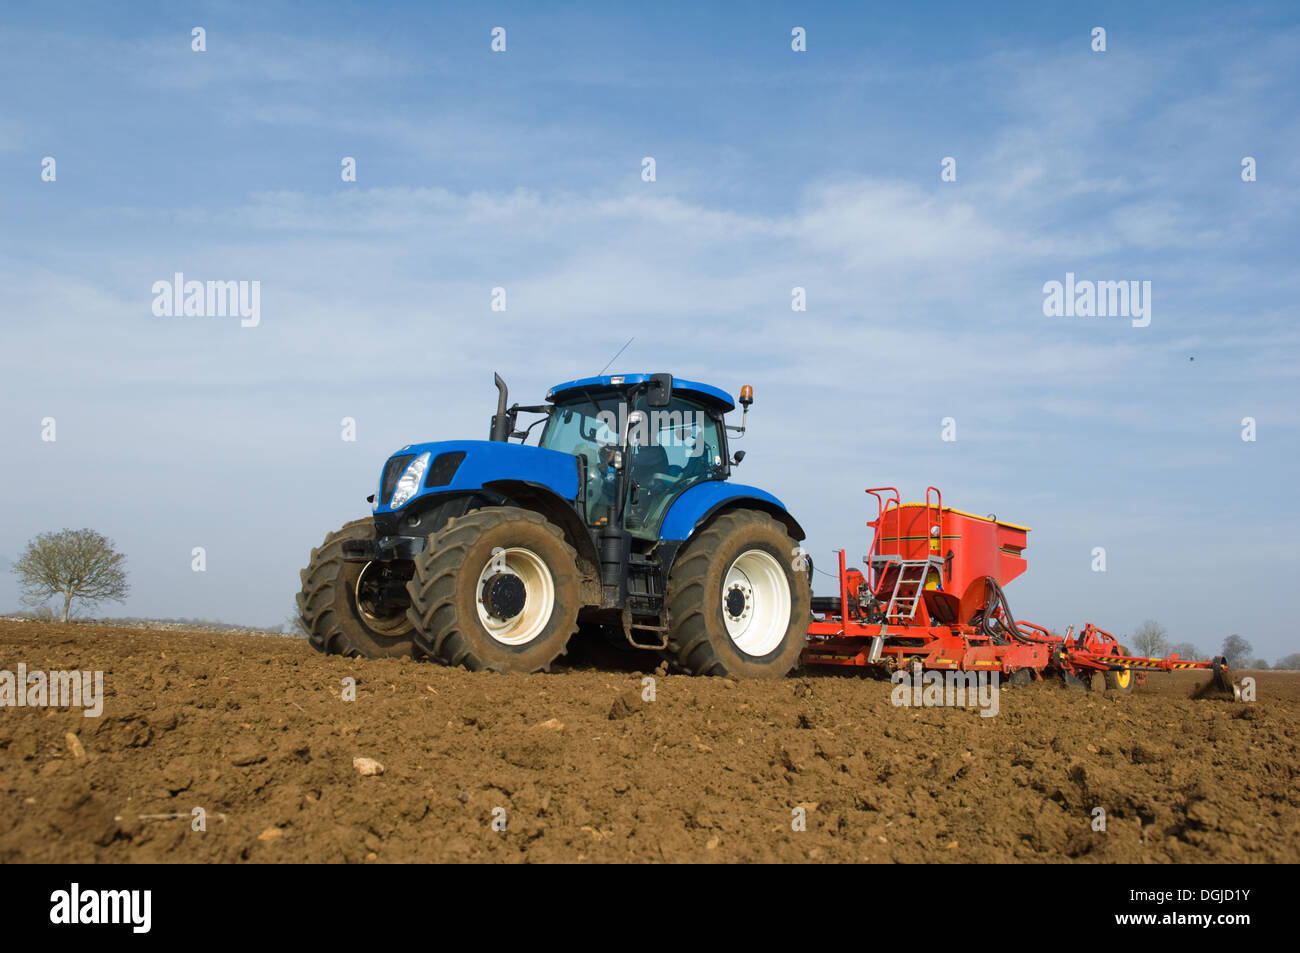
802,486,1237,696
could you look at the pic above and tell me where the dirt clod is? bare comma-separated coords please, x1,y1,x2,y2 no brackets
64,733,85,761
608,689,643,720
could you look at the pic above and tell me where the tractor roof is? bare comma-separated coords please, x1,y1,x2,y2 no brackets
546,374,735,412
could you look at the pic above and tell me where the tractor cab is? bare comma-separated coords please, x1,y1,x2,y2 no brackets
536,374,739,539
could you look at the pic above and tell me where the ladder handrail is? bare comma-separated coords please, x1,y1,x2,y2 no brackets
865,486,900,592
925,486,944,560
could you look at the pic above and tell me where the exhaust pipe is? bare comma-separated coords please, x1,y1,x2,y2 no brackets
490,373,510,442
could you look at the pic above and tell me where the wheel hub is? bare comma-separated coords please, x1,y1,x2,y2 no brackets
474,547,557,646
725,584,750,620
484,573,527,620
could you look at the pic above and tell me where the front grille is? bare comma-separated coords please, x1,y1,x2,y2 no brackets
424,451,466,488
380,454,416,504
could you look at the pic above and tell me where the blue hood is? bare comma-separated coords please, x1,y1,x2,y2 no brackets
375,440,579,513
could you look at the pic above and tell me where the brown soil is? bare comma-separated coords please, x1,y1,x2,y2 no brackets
1,621,1296,863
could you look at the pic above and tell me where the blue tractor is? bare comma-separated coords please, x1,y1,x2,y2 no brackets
297,372,811,677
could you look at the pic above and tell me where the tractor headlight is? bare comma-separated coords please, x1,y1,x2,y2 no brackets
389,452,430,509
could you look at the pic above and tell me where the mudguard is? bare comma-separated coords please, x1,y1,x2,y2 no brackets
660,481,805,542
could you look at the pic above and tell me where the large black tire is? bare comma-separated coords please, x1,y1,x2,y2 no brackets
664,510,811,678
1104,644,1135,693
405,507,581,673
298,519,417,658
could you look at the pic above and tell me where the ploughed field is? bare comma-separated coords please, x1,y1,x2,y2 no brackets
1,620,1296,863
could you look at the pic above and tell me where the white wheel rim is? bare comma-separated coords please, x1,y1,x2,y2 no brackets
721,549,791,657
475,548,555,646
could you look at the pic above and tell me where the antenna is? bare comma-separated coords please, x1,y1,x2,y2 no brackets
597,336,634,376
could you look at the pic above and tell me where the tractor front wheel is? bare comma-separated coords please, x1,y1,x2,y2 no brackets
664,510,810,678
405,507,581,673
298,519,418,658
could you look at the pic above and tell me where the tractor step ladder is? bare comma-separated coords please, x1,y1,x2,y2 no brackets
622,607,670,650
884,556,946,622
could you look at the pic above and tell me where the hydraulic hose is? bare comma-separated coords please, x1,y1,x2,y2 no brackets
980,577,1023,645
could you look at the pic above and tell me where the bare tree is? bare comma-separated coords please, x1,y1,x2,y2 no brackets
1168,641,1201,660
286,601,311,638
11,529,129,622
1275,653,1300,671
1221,634,1252,669
1131,619,1169,658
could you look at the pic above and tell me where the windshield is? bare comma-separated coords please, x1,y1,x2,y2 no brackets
539,396,622,455
540,396,624,523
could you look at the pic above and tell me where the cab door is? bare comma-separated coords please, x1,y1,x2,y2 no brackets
623,397,724,540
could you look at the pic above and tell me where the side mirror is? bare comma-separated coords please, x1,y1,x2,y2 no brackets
647,373,673,407
732,450,746,466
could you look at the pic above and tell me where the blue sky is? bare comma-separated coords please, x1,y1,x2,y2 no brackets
1,1,1297,660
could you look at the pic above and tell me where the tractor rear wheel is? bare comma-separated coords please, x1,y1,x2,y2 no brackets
298,519,417,658
406,507,580,673
1104,644,1135,693
664,510,810,678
